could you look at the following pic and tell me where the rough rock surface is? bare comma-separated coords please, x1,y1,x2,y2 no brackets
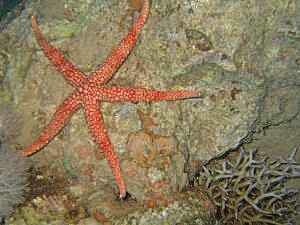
0,0,299,224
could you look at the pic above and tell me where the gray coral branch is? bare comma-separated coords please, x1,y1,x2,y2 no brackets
201,147,300,224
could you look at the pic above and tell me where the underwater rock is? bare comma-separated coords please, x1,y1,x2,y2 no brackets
9,186,214,225
1,0,299,223
0,0,263,173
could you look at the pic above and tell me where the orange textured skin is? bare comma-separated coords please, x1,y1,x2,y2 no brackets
23,0,201,198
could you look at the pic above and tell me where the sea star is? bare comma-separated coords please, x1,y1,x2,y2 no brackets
23,0,200,199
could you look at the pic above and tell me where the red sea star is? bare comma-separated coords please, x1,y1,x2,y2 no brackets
22,0,200,198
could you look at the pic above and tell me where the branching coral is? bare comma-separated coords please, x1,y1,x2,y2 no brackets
200,147,300,225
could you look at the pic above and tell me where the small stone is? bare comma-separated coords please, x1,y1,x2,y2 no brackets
78,217,101,225
185,29,213,51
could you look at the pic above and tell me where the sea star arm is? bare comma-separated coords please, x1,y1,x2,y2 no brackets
22,92,81,156
31,16,87,87
83,99,126,198
88,0,150,85
95,86,201,102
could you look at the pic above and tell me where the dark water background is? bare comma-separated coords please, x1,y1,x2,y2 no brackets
0,0,26,31
0,0,23,20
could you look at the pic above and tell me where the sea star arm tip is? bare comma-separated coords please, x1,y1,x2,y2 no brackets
22,93,81,156
89,0,150,85
31,16,87,87
83,100,126,198
96,86,201,102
